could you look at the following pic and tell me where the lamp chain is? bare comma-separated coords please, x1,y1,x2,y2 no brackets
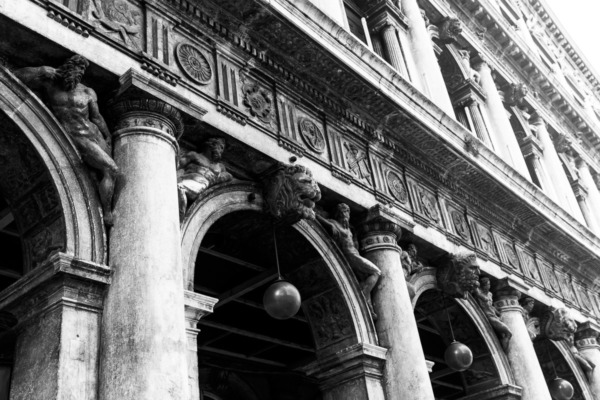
273,225,282,280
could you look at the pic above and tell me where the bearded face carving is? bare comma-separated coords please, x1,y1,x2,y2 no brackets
540,307,576,341
437,252,480,298
262,163,321,224
438,17,462,43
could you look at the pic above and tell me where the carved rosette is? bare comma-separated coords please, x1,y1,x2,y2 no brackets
539,307,576,341
262,163,321,224
386,170,408,204
243,82,273,124
175,43,212,85
437,252,480,299
298,117,325,153
110,98,184,139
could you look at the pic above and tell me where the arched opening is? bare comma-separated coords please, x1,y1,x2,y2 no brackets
414,288,505,399
184,186,379,399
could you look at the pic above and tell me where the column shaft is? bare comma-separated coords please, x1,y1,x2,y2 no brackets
496,294,552,400
380,25,408,77
99,101,188,400
468,102,493,145
361,217,434,400
533,120,586,223
475,62,531,179
399,0,454,115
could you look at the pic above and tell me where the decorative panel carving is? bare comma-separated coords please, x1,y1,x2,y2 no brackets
303,288,354,349
176,43,212,85
242,78,274,128
555,270,578,307
537,259,563,298
343,141,372,186
516,248,543,285
91,0,142,50
276,95,304,155
495,235,521,273
407,179,441,227
469,219,498,260
215,53,246,125
446,204,471,244
298,117,325,154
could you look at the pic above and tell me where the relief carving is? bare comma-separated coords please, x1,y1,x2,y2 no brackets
177,138,232,221
450,210,470,241
437,252,480,299
473,277,512,350
298,117,325,153
419,189,440,222
505,83,528,107
92,0,141,50
503,242,519,270
242,81,273,124
262,163,321,224
344,143,371,184
305,291,353,348
316,204,381,319
386,170,408,204
15,55,119,226
176,43,212,85
476,225,496,257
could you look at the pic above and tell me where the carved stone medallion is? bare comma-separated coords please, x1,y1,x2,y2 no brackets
451,210,469,240
243,82,273,124
386,170,408,204
175,43,212,84
298,117,325,153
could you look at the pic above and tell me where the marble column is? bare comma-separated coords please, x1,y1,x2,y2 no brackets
495,279,552,400
530,114,586,223
359,206,434,400
577,161,600,233
520,135,557,200
474,60,531,179
1,253,110,400
380,23,408,77
399,0,454,115
99,97,188,400
184,291,218,400
575,322,600,400
304,343,387,400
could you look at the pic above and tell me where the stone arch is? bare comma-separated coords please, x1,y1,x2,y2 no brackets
409,268,518,392
180,180,377,347
0,65,105,266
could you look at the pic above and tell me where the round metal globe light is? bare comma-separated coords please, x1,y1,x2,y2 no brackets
444,341,473,372
549,378,574,400
263,279,301,320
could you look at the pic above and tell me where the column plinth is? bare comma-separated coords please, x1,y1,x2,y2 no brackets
359,206,434,400
99,96,188,400
495,279,552,400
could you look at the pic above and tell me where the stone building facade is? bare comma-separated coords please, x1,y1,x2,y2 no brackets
1,0,600,399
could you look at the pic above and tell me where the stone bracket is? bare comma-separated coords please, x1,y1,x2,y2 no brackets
184,290,218,331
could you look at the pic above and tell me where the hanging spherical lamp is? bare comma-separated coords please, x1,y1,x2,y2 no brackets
263,279,301,320
444,340,473,372
548,378,574,400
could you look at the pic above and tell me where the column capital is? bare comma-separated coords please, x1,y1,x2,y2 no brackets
472,54,492,72
0,252,110,323
520,135,544,159
493,277,528,312
184,290,218,331
529,110,547,127
302,343,387,389
358,205,410,252
575,321,600,349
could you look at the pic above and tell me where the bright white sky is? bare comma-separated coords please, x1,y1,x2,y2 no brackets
543,0,600,77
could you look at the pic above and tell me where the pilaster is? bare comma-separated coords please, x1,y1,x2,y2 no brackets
359,205,434,400
0,252,110,400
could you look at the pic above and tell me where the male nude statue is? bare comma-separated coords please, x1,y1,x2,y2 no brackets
316,203,381,319
474,277,512,350
177,137,232,221
15,55,118,225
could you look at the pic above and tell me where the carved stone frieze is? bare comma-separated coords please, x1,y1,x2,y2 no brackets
539,307,576,341
503,242,520,271
450,209,470,241
140,53,180,86
437,252,480,299
46,1,94,37
91,0,142,50
262,163,321,224
418,189,440,223
344,142,372,185
518,250,542,283
298,117,325,153
386,170,408,204
304,289,354,349
175,43,212,85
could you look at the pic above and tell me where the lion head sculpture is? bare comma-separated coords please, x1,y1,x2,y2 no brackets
439,17,462,43
436,252,480,298
540,307,576,341
262,163,321,224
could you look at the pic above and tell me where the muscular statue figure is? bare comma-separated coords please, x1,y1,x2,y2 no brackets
316,203,381,319
177,137,232,221
568,334,595,380
15,55,118,225
474,277,512,350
